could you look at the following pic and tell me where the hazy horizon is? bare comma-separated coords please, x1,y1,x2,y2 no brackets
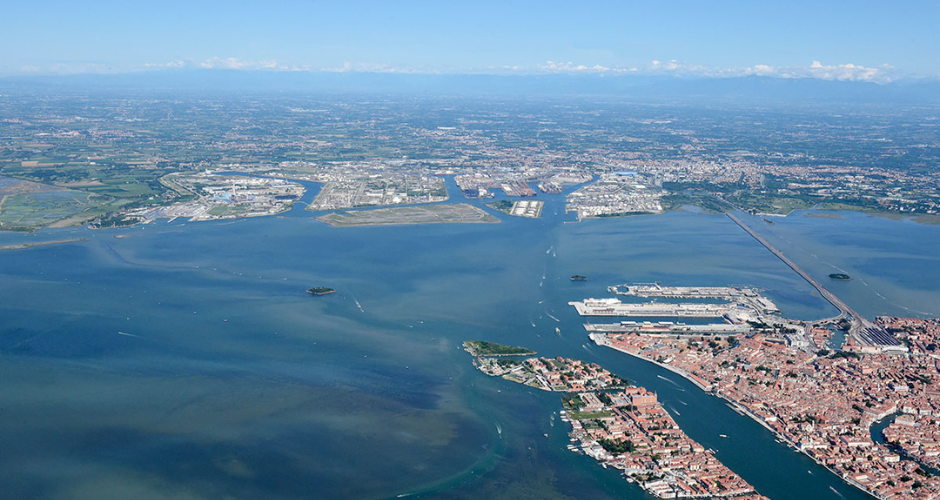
4,1,938,83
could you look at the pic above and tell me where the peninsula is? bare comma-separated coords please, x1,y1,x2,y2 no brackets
469,349,769,499
0,238,86,250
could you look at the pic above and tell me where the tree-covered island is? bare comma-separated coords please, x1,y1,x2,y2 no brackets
463,340,536,357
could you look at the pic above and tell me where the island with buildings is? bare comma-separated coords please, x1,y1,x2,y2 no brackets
590,317,940,499
468,346,770,499
574,276,940,500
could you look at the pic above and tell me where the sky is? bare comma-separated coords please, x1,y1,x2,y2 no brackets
3,0,938,82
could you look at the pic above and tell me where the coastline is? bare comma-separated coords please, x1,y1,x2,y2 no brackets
0,238,87,250
591,334,885,499
590,334,710,392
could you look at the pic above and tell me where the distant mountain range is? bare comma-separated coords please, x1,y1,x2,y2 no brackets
2,70,938,104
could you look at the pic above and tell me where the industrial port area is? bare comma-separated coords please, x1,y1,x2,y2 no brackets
569,283,782,338
119,172,306,224
569,275,907,357
564,275,939,499
556,213,936,499
569,213,908,357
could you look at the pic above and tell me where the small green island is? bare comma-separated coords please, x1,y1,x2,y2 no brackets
570,275,587,281
828,273,852,281
463,340,536,357
306,287,336,295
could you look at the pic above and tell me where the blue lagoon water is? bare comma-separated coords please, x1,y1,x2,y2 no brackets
1,188,937,499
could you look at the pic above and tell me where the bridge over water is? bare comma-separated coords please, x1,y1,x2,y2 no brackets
726,213,898,349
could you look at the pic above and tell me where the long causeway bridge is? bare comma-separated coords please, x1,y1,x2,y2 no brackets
726,213,901,349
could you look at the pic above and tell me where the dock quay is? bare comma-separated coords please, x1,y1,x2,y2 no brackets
569,298,735,317
584,321,751,335
608,282,779,314
610,283,758,300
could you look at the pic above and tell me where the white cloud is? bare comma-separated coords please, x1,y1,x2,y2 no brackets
650,59,687,72
538,61,636,74
7,56,899,83
320,61,431,74
492,58,895,83
745,64,777,76
798,60,892,82
143,60,189,69
200,57,283,70
644,59,894,83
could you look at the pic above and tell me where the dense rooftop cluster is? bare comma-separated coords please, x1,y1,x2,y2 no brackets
472,352,770,499
596,316,940,499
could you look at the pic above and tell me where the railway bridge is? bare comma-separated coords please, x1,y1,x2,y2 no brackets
726,213,901,350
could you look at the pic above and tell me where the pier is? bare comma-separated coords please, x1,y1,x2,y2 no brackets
569,298,736,318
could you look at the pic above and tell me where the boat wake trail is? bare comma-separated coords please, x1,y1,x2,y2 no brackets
349,295,365,313
657,374,678,385
657,375,685,391
859,278,934,315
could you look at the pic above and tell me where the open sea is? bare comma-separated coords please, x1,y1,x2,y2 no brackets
1,179,938,500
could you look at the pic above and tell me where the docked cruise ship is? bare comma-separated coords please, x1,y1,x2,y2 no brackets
583,320,751,335
568,298,733,317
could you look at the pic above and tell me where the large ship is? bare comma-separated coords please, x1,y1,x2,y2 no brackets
583,320,751,335
568,298,732,317
573,298,620,315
